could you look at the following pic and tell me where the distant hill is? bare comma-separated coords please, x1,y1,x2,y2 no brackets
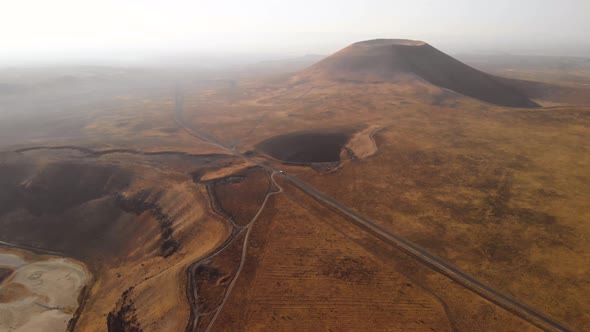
455,54,590,74
298,39,539,108
455,54,590,105
498,77,590,105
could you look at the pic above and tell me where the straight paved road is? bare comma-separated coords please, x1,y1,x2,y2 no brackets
175,88,571,332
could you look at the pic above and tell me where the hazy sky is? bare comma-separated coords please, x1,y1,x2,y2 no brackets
1,0,589,64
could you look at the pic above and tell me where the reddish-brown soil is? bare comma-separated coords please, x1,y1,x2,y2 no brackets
192,232,245,332
207,167,271,227
2,42,588,331
210,181,539,331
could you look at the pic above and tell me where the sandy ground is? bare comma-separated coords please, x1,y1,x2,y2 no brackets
344,124,382,159
0,255,25,268
0,253,90,332
200,160,255,181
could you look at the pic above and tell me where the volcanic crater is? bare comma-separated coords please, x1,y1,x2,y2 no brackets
256,130,354,164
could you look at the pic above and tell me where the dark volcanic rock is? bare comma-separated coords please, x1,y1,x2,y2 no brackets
115,190,181,258
256,131,352,163
301,39,540,108
107,287,143,332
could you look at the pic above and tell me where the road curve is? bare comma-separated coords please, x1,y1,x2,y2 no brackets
174,87,571,332
185,172,283,332
204,172,283,332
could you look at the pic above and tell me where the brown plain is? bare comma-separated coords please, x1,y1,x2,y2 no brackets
180,40,590,330
0,39,589,331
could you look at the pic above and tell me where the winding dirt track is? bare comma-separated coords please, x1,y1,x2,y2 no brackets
185,173,283,332
204,173,283,332
177,87,571,332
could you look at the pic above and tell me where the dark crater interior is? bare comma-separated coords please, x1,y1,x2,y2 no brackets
0,267,13,283
256,131,352,163
0,161,162,259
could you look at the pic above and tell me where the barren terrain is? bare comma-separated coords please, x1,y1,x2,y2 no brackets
1,39,589,331
0,248,90,332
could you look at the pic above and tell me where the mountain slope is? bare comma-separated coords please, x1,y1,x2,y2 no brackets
299,39,539,108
